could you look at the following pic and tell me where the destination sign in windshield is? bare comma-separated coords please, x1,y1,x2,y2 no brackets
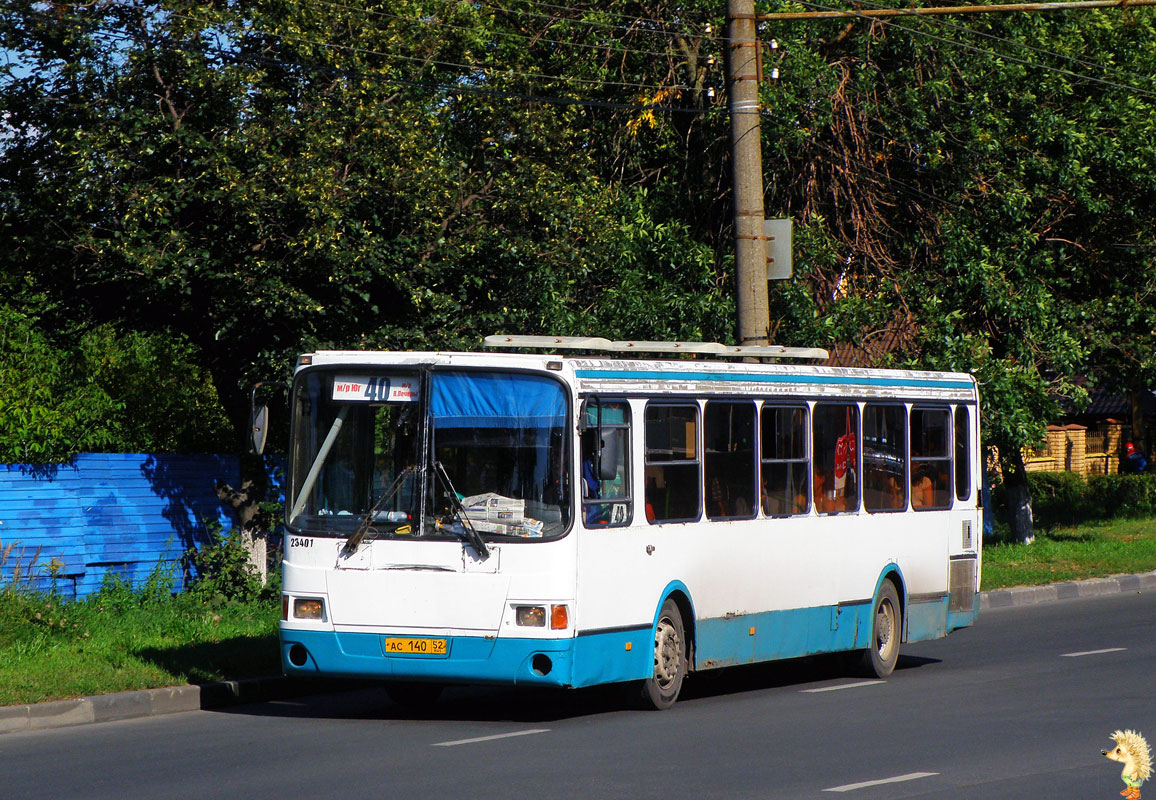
331,375,419,403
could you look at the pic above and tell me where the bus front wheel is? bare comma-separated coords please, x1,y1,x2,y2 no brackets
638,598,687,710
859,581,901,678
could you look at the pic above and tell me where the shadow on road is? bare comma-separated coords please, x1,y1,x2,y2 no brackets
207,652,942,725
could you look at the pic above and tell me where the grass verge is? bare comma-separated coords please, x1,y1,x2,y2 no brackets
0,580,279,707
982,516,1156,590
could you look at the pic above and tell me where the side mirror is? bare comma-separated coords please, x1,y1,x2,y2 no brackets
249,403,269,455
248,381,288,455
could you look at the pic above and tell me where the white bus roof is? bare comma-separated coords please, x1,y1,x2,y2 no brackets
297,341,978,404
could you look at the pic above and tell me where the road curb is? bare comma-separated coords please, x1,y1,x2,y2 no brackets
0,676,359,737
980,570,1156,610
4,571,1154,736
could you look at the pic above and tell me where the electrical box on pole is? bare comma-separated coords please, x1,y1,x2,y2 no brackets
765,218,793,280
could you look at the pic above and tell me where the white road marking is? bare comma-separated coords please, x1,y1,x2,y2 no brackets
433,729,550,747
824,772,939,792
801,680,884,693
1061,647,1127,658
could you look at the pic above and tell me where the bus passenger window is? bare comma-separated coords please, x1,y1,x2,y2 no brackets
645,404,701,523
863,404,906,512
911,408,952,510
955,406,972,502
581,399,632,527
813,403,859,513
705,402,756,520
760,405,808,516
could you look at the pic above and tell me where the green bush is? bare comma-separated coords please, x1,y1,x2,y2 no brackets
1026,471,1094,526
994,471,1156,529
1087,474,1156,519
185,525,264,605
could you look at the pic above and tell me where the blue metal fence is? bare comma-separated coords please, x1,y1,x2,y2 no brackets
0,454,279,600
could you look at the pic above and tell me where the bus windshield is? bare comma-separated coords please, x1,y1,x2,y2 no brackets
288,368,571,541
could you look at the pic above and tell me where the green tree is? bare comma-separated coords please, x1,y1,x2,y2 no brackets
1,0,732,436
762,4,1156,540
0,306,117,463
0,306,232,462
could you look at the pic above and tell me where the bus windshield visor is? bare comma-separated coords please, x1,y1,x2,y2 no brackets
287,369,571,541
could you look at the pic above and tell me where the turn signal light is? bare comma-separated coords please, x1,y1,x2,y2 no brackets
550,604,569,630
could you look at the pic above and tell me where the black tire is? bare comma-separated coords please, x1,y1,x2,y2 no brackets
859,581,901,678
638,598,688,710
384,681,443,711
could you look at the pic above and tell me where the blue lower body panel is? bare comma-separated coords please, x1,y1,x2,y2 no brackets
906,596,949,643
947,592,981,634
282,629,577,687
694,603,874,669
282,596,977,688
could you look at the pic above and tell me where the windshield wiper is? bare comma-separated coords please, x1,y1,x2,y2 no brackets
342,466,415,557
432,461,490,560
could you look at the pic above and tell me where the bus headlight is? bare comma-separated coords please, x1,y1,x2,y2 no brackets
293,597,325,620
516,606,546,627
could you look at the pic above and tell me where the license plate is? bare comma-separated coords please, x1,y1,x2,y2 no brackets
384,637,447,655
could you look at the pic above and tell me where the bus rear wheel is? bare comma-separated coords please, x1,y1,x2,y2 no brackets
638,598,687,710
859,581,901,678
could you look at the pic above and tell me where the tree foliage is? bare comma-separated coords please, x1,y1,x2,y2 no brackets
0,305,232,462
759,4,1156,536
2,0,1156,540
2,0,737,436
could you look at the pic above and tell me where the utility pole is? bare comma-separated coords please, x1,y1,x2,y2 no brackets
727,0,769,346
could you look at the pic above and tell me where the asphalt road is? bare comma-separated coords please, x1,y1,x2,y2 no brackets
2,590,1153,800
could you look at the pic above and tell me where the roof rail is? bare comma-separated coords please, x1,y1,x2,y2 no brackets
483,335,829,361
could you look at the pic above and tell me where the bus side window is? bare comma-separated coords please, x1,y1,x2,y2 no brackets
581,399,633,528
705,401,756,520
863,404,907,512
760,405,809,516
812,403,859,514
645,403,701,524
911,408,952,510
955,406,972,502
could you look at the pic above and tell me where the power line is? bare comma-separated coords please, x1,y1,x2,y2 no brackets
784,0,1156,95
761,0,1156,20
835,0,1156,90
4,6,725,118
476,0,723,43
299,0,704,62
6,4,701,95
168,9,696,93
783,0,1156,99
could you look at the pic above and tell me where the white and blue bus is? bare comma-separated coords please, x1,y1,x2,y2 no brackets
279,336,981,709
